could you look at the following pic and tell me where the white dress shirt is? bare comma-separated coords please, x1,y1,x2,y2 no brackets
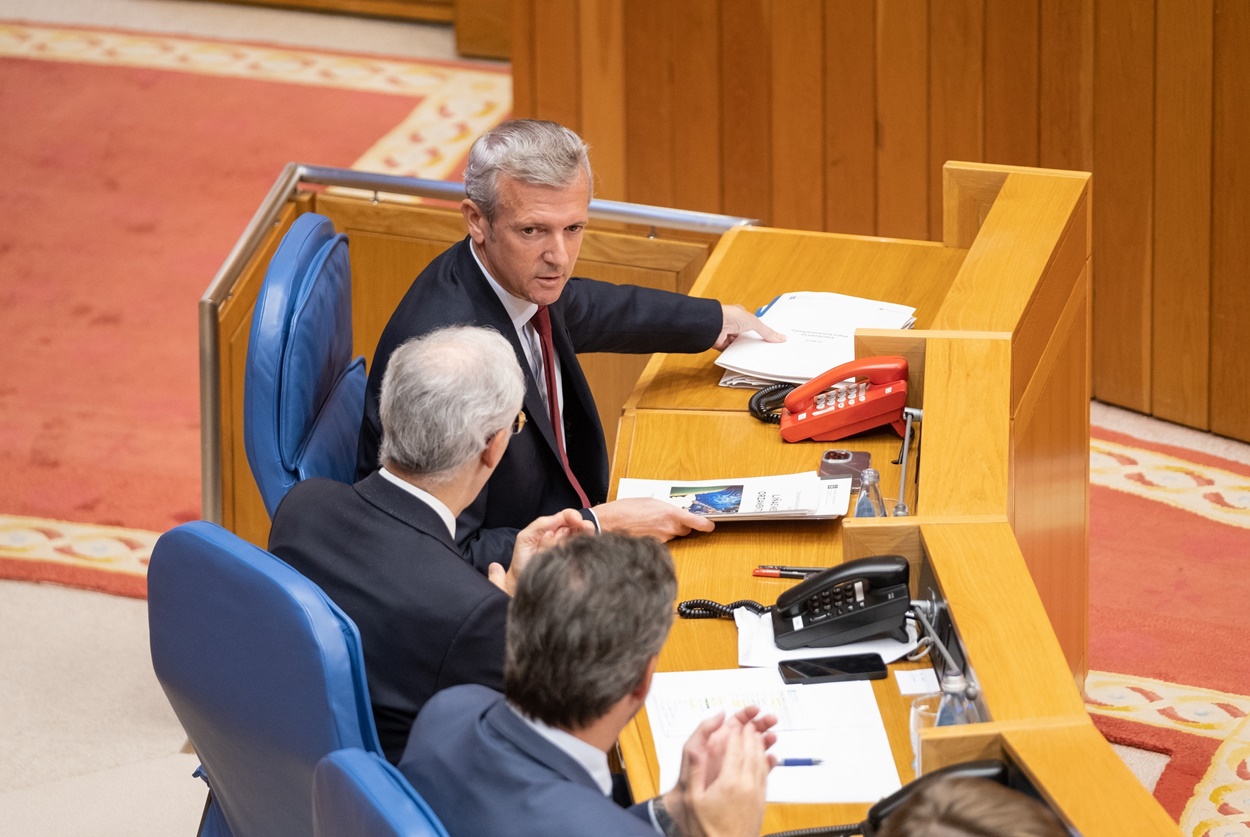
378,467,456,539
469,241,566,425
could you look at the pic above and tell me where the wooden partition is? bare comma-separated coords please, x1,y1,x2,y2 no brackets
610,162,1169,832
619,162,1091,679
514,0,1250,444
211,192,715,548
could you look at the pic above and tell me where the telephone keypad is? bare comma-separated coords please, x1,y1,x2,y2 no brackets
813,381,870,413
804,578,872,622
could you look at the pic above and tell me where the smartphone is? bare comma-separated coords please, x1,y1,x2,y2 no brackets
778,652,888,684
818,449,872,490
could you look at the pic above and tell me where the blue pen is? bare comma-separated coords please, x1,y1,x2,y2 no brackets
778,758,823,767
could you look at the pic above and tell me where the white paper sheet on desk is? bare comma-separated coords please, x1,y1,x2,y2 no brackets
733,609,920,668
644,667,901,803
715,291,917,385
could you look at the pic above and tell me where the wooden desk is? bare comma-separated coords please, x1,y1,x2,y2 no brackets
611,163,1176,834
626,162,1092,683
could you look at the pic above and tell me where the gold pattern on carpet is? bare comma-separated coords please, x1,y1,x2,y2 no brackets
1091,438,1250,528
0,22,511,181
0,514,154,579
1087,671,1250,835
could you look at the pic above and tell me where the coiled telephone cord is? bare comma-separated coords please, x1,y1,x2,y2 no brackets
747,382,796,424
676,599,771,619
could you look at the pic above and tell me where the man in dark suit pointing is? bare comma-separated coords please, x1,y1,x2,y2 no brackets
356,119,783,573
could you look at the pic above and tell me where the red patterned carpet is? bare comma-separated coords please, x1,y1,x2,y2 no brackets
0,22,508,533
1085,428,1250,833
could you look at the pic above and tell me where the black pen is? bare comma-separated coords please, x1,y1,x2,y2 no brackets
756,565,826,574
753,569,811,579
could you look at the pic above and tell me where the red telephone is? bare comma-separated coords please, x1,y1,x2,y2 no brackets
778,356,908,443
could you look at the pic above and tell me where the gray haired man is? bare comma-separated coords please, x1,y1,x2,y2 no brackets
356,119,784,575
269,325,591,763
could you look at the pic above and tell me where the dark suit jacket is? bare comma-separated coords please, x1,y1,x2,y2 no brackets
399,685,656,837
267,473,509,764
355,237,722,572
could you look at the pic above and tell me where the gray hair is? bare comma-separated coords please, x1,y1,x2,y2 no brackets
504,534,677,729
464,119,593,221
378,326,524,483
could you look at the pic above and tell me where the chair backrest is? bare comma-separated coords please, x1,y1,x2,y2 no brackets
148,521,383,837
313,749,451,837
245,212,366,518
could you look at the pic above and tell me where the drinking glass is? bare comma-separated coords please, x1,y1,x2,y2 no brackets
909,693,942,777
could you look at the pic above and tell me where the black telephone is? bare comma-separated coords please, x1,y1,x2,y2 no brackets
771,555,910,650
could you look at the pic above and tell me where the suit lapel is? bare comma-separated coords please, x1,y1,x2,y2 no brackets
482,699,604,793
453,240,570,469
355,472,459,554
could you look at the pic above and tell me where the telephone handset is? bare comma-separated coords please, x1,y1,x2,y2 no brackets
771,555,910,650
778,355,908,443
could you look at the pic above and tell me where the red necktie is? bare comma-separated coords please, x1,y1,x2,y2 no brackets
531,306,591,507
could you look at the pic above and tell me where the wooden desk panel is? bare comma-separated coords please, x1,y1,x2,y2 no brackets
918,522,1086,720
1003,724,1180,834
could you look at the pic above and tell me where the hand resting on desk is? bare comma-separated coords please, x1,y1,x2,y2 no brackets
592,497,716,542
488,509,594,596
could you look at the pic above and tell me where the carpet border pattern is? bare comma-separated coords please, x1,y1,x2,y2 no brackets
1090,435,1250,529
0,21,511,181
1087,671,1250,836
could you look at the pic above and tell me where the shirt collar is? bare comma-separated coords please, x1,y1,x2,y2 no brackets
507,703,613,796
378,467,457,539
470,239,537,330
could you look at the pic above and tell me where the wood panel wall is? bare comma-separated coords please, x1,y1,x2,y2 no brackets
513,0,1250,443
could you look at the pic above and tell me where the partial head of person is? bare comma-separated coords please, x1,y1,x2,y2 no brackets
504,533,676,732
874,775,1068,837
461,119,593,307
378,325,524,485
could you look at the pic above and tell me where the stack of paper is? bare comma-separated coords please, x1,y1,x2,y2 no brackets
717,291,916,387
615,472,851,520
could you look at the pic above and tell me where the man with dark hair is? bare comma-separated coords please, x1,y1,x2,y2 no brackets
399,534,776,837
269,326,591,763
356,119,783,573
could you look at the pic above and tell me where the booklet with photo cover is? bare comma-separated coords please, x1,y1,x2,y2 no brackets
616,471,852,520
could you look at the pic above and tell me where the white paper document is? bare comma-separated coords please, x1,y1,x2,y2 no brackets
716,291,916,386
894,668,941,696
645,667,902,803
733,608,921,668
615,472,851,520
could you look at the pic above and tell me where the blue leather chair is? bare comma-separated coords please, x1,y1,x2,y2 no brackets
148,520,383,837
313,749,450,837
244,212,366,518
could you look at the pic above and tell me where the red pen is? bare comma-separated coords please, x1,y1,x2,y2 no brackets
752,568,810,579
